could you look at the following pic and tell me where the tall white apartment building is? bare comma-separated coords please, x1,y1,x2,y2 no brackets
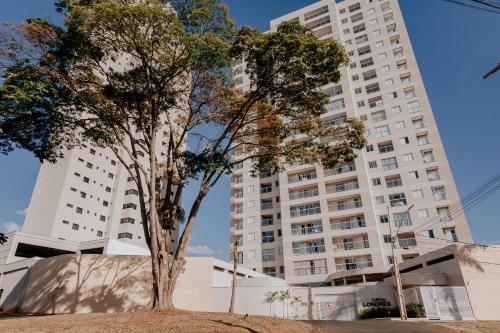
230,0,472,286
20,134,179,251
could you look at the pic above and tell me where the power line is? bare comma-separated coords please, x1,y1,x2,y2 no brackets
470,0,500,10
440,0,500,14
413,173,500,234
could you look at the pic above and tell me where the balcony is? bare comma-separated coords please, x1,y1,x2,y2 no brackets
260,186,272,194
335,260,373,271
331,219,366,231
329,200,362,212
292,244,326,255
261,218,274,226
261,202,273,210
333,239,370,251
294,266,328,276
290,203,321,218
235,239,243,247
288,172,317,184
233,207,243,215
386,179,403,188
326,181,359,194
324,164,356,177
233,223,243,231
236,257,243,265
399,238,417,248
289,188,319,200
291,224,324,236
262,235,275,243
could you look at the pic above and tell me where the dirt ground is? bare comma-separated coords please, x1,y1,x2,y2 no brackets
0,310,322,333
434,321,500,333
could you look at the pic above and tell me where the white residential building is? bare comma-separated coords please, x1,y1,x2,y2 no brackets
230,0,472,286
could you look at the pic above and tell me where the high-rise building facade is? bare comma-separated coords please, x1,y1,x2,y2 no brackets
22,135,179,250
230,0,472,286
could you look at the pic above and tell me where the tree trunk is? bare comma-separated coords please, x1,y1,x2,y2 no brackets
229,242,237,313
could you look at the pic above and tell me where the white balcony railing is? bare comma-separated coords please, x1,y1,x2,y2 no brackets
331,219,366,231
288,172,317,184
324,164,356,177
292,245,326,255
336,260,373,271
289,189,319,200
333,240,369,251
399,238,417,248
329,200,362,211
291,225,323,236
326,181,359,194
294,266,328,276
290,206,321,218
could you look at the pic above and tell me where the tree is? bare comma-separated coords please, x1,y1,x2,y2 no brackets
0,0,365,309
229,241,237,313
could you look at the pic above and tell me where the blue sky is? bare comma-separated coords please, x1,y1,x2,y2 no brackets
0,0,499,260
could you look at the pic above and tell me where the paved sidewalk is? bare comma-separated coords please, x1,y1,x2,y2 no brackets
308,319,458,333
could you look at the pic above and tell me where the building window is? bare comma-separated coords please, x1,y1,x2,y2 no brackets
427,230,435,238
123,203,137,209
118,232,133,239
372,178,381,186
383,235,392,243
100,215,106,222
368,160,377,168
86,162,93,169
262,231,274,243
404,153,414,161
432,186,447,201
393,211,412,227
62,220,70,225
80,191,86,198
389,193,407,207
97,231,103,237
108,173,114,179
72,223,79,230
374,125,390,138
105,186,112,193
399,136,410,144
103,200,109,207
83,177,90,183
76,207,83,214
125,189,139,196
413,189,424,199
376,196,385,204
379,215,389,223
381,157,398,171
418,209,429,219
120,217,135,224
408,171,419,179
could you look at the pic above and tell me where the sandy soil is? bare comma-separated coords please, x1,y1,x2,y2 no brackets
0,310,324,333
434,321,500,333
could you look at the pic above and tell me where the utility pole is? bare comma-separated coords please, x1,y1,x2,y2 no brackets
387,204,413,320
229,241,238,313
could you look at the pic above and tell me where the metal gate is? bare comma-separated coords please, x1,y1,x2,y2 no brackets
404,287,474,320
315,294,357,321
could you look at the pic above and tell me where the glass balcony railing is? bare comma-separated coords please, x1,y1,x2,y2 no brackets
329,200,362,211
288,173,317,184
291,225,323,236
260,186,272,194
326,182,359,194
333,240,370,251
261,202,273,210
233,223,243,231
261,218,274,226
331,219,366,231
289,189,319,200
294,266,328,276
399,238,417,248
290,206,321,218
292,245,326,255
386,179,403,188
235,239,243,247
335,260,373,271
324,164,356,177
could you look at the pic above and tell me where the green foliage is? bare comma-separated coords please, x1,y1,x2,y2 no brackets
406,303,426,318
359,304,426,319
359,306,399,319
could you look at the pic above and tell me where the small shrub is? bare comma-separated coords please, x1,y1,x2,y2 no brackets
406,303,426,318
359,306,398,319
359,304,426,319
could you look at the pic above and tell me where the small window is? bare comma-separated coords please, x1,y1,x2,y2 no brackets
72,223,79,230
86,162,93,169
372,178,381,186
76,207,83,214
83,177,90,183
90,148,96,155
379,215,389,223
383,235,392,243
376,196,385,204
80,192,86,198
97,231,103,237
368,160,377,168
